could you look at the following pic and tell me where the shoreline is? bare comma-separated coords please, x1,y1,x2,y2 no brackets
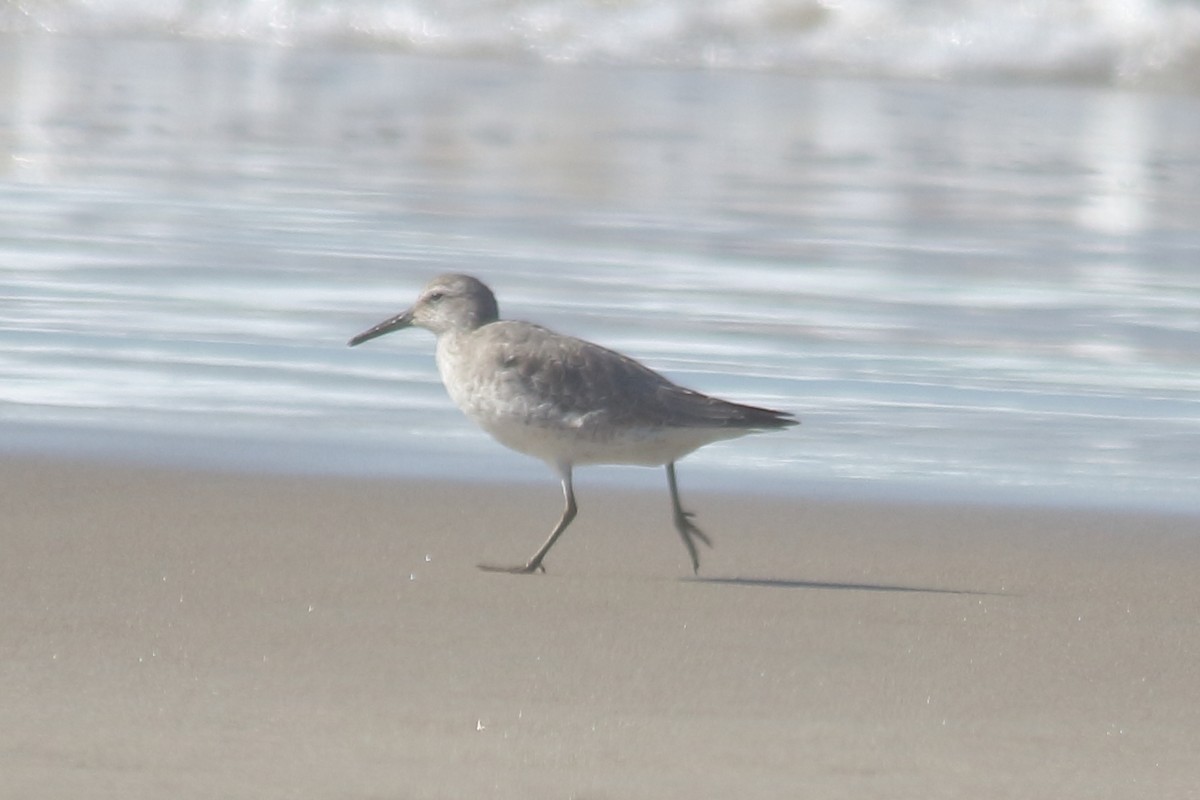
6,421,1200,518
4,455,1199,797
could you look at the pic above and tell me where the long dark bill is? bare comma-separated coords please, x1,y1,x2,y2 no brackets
347,309,415,347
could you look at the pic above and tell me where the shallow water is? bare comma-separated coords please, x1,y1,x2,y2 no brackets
2,36,1199,512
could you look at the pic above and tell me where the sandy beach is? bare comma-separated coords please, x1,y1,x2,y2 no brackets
2,456,1197,799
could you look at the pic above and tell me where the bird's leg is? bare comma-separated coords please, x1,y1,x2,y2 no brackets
479,466,577,574
666,462,712,574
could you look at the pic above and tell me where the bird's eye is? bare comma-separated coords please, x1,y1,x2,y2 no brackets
427,291,444,303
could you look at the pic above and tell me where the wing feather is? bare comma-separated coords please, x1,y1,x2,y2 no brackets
477,321,797,431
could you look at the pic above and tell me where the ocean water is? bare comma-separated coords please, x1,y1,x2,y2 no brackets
1,14,1199,513
4,0,1200,91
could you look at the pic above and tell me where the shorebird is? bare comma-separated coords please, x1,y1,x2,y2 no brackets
348,274,797,574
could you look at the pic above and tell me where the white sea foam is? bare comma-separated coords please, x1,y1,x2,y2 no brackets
2,0,1199,90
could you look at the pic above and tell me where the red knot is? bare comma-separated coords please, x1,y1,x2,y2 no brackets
349,273,797,574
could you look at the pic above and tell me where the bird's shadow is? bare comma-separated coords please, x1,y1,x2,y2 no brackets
684,576,1006,596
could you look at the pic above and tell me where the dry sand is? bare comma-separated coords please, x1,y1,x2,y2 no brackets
2,457,1198,799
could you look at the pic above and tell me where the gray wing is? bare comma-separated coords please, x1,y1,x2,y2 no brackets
478,321,797,430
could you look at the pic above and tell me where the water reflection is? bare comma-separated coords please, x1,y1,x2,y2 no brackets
1077,92,1151,235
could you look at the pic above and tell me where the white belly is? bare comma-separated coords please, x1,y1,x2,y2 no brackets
474,414,734,468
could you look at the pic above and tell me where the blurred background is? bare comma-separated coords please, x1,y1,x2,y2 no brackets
2,0,1199,511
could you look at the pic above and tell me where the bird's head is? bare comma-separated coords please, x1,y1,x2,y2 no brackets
348,273,500,345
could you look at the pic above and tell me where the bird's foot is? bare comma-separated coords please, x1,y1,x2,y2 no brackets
477,561,546,574
672,508,713,575
675,509,713,548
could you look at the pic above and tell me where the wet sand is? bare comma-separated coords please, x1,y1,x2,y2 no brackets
3,457,1198,798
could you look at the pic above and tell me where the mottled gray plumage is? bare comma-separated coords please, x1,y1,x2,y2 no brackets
478,320,793,432
349,273,797,574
